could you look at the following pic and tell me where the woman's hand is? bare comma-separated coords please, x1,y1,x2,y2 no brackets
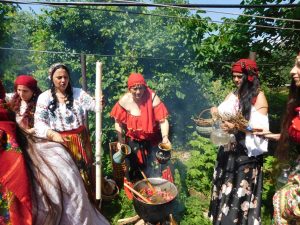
159,136,172,150
162,135,171,145
116,135,125,151
47,129,65,143
210,107,219,119
115,122,124,151
252,130,281,141
116,141,123,151
26,128,35,134
221,121,235,132
52,132,65,143
263,133,281,141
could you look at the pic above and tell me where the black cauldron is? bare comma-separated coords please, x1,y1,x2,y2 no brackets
133,177,178,224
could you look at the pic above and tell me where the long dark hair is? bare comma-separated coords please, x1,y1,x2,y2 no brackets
15,125,39,223
9,88,41,129
237,74,260,120
48,64,73,116
276,79,300,160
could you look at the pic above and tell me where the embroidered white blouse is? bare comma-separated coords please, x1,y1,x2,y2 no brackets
34,88,96,138
217,92,269,157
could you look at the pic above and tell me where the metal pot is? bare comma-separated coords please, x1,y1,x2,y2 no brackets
133,177,178,224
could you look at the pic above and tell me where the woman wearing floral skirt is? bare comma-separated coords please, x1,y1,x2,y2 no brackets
208,59,269,225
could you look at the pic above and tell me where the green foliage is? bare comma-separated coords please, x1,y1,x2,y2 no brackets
172,133,216,224
240,0,300,87
180,196,211,225
186,133,217,193
265,86,288,133
0,3,18,83
261,155,277,223
0,4,17,45
101,190,135,224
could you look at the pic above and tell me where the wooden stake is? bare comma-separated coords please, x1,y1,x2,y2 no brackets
117,215,140,225
140,170,156,193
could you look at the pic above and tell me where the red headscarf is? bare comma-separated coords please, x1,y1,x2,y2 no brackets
14,75,38,92
231,59,258,73
127,73,147,89
0,80,32,225
127,73,155,133
231,59,259,82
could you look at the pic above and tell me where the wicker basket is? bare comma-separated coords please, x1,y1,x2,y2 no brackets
196,126,213,137
109,142,126,188
193,109,215,137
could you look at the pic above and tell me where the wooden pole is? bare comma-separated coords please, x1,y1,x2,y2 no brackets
95,61,102,200
249,52,256,61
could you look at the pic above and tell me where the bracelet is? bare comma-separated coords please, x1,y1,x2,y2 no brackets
162,135,168,139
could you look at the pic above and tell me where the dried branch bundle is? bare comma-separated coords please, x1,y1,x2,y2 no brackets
221,112,249,132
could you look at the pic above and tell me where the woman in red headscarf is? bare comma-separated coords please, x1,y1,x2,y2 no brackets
110,73,171,181
0,79,110,225
0,80,33,225
208,59,269,225
6,75,41,133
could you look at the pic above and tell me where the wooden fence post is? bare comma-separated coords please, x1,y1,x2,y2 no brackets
249,52,256,61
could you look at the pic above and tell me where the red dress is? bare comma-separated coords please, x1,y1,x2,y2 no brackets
110,101,169,145
111,100,169,181
0,123,32,225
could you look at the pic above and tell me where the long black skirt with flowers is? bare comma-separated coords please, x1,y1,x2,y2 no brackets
208,142,263,225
